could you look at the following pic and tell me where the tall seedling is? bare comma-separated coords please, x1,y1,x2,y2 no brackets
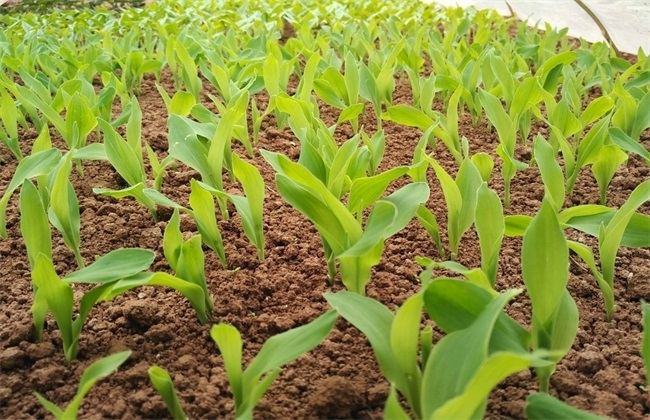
427,156,482,260
522,199,579,392
263,150,429,295
49,153,84,268
325,286,544,419
212,310,337,419
163,209,214,320
35,351,132,419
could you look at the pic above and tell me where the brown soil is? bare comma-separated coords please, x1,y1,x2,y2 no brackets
1,70,649,419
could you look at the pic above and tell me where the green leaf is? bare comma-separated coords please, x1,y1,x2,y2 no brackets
20,180,52,269
31,254,75,360
421,289,521,418
148,366,187,420
337,103,364,126
63,248,155,283
263,150,361,255
591,145,628,204
568,240,613,319
211,324,244,407
424,279,529,354
580,96,615,127
93,183,158,222
49,155,83,268
100,119,145,186
0,148,62,238
504,215,532,237
167,114,214,187
163,209,184,271
169,91,196,116
381,105,435,130
232,154,265,259
522,199,568,326
564,209,650,248
324,292,405,395
240,310,337,413
600,180,650,294
35,351,131,419
390,293,424,379
106,272,209,324
471,153,494,183
245,309,337,382
523,199,577,390
475,183,504,286
526,393,605,419
433,352,535,419
74,144,107,161
63,351,132,418
347,167,409,214
609,127,650,163
416,205,444,259
65,93,97,148
189,180,226,266
384,385,410,420
534,135,565,210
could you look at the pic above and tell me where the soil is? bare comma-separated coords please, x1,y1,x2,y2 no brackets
1,67,649,419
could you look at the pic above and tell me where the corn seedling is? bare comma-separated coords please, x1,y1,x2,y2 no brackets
474,183,505,287
211,310,337,419
325,286,546,419
148,366,188,420
564,180,650,320
426,156,482,261
0,86,22,160
19,180,52,341
35,350,132,420
48,153,84,267
162,208,214,319
31,248,155,360
522,199,579,392
263,149,429,294
0,148,62,238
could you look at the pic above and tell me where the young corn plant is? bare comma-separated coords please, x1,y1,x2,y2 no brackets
14,81,98,151
48,153,84,268
478,87,535,206
162,208,215,319
211,310,337,420
0,86,22,161
148,366,187,420
35,351,132,419
167,91,249,218
382,85,466,165
145,153,265,265
522,198,579,392
262,150,429,295
30,249,155,361
474,183,505,287
93,97,168,221
0,148,62,238
426,156,483,261
325,286,545,419
503,182,649,322
312,51,365,132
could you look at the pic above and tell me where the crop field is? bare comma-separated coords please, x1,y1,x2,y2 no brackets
0,0,649,418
